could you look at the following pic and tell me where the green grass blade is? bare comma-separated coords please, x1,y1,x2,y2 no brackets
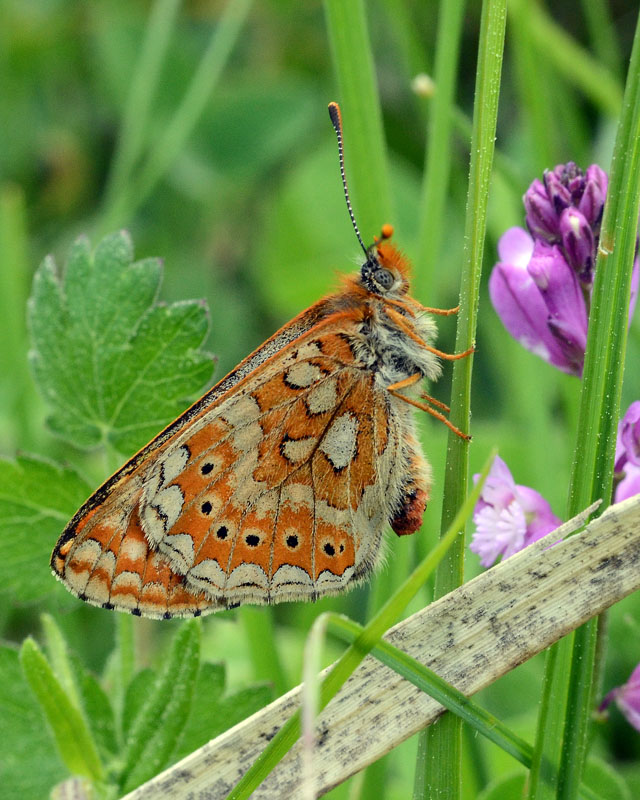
224,453,495,800
105,0,253,229
528,11,640,800
581,0,622,78
421,1,506,796
101,0,181,222
509,0,622,117
561,10,640,798
239,606,288,697
323,0,391,241
416,0,466,299
0,184,36,448
508,0,558,170
329,614,532,766
329,617,604,800
20,638,105,783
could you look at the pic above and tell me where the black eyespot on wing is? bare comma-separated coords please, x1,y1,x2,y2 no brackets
201,462,214,475
286,534,299,548
201,501,212,515
323,542,335,556
246,534,260,547
216,525,228,540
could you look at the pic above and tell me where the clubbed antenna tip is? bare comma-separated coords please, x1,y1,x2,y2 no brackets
328,102,367,257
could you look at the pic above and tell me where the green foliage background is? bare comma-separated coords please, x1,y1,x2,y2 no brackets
1,1,639,798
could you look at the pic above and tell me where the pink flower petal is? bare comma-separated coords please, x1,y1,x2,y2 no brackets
497,227,534,266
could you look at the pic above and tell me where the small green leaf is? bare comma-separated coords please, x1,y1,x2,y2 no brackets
0,645,66,800
0,454,91,604
42,612,82,709
73,655,119,759
121,667,156,742
173,662,225,757
176,662,271,758
19,638,104,782
28,230,214,455
120,619,201,793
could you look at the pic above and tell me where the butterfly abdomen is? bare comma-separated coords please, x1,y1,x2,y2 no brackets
390,487,428,536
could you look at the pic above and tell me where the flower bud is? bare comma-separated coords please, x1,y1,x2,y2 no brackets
560,207,595,284
578,164,607,230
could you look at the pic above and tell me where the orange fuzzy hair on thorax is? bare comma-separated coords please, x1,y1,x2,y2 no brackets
375,224,412,282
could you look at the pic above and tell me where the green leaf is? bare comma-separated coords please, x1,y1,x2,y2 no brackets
42,612,82,708
19,638,104,782
121,667,156,743
176,662,271,758
73,655,119,759
0,454,91,604
120,619,201,793
28,230,214,455
0,645,66,800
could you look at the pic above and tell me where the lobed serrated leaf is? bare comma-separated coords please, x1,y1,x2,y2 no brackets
120,619,201,793
0,645,66,800
19,638,104,782
0,454,91,603
28,231,215,454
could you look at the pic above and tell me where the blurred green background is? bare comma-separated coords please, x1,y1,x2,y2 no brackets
1,1,640,798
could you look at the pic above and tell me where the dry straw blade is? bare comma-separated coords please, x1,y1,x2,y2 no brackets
120,494,640,799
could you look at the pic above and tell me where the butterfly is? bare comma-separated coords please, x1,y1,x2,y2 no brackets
51,102,472,619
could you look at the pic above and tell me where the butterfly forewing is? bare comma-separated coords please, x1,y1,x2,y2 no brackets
52,319,413,618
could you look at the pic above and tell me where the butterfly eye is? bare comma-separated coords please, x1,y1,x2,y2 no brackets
374,268,394,290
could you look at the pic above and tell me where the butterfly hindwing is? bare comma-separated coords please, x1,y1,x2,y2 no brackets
52,323,416,617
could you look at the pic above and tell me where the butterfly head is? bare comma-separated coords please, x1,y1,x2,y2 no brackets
359,224,411,297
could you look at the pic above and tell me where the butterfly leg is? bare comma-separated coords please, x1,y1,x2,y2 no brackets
387,373,471,441
420,392,450,413
423,343,474,361
385,297,459,317
382,305,474,360
414,302,460,316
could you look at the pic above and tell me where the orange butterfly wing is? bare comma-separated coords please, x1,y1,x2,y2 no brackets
52,305,425,618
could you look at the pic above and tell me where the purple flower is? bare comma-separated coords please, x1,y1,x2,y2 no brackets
524,163,607,245
489,230,588,375
470,456,562,567
614,401,640,503
620,401,640,465
600,663,640,731
560,208,595,284
491,162,638,377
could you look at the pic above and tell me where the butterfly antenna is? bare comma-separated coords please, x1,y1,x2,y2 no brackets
328,102,368,257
